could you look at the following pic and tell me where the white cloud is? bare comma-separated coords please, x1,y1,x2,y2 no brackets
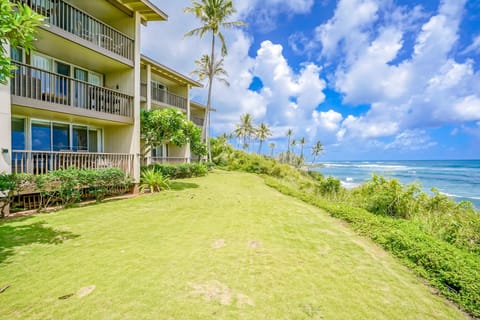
461,35,480,55
385,130,436,150
315,0,480,142
313,110,343,131
315,0,379,61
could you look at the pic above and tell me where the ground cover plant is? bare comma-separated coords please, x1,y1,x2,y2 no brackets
0,172,467,319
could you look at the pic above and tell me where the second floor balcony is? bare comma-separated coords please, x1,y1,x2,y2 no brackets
140,82,188,111
191,116,204,127
23,0,134,63
11,62,134,122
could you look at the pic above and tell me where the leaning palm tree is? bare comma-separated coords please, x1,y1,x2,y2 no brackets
256,122,272,154
234,113,255,151
184,0,245,161
286,128,293,162
299,137,306,159
268,142,276,157
311,140,324,163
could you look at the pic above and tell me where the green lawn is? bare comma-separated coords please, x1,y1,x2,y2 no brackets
0,171,467,319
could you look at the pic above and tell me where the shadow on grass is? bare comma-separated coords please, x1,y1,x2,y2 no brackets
170,181,200,191
0,218,79,265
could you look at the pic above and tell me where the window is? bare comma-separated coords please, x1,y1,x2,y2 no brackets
10,47,23,63
31,121,51,151
29,120,102,152
53,123,70,151
11,118,25,150
72,125,88,151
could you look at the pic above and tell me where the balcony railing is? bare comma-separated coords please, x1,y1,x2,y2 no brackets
151,87,187,111
12,150,135,177
191,116,204,127
150,157,189,164
11,62,133,118
140,83,147,99
22,0,134,61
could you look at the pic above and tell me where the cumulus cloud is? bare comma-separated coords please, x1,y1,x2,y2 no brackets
315,0,480,146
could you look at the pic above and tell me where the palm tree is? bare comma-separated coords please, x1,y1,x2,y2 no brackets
268,142,276,157
299,137,306,159
311,140,324,163
184,0,245,161
290,139,297,158
191,54,230,87
256,122,272,154
286,128,293,162
234,113,255,151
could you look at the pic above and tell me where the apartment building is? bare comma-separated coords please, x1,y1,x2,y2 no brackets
140,55,205,164
0,0,168,182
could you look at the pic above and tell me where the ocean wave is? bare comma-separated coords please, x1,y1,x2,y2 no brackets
323,163,410,170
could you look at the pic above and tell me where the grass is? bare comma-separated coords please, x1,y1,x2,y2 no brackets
0,171,468,319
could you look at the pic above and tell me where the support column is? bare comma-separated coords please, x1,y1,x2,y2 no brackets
186,85,191,163
145,63,152,165
0,44,12,174
132,11,142,183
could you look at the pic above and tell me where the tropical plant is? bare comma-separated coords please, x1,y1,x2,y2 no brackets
0,0,44,84
184,0,245,161
139,169,170,193
141,108,207,158
285,128,294,162
268,142,276,157
234,113,255,151
311,140,324,163
299,137,306,160
256,122,272,154
290,139,297,156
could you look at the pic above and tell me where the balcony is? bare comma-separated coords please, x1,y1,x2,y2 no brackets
11,62,133,122
191,116,204,127
12,150,135,177
22,0,134,62
140,82,188,111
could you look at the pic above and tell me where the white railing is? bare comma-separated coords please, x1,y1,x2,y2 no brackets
12,150,135,177
11,62,134,118
22,0,134,61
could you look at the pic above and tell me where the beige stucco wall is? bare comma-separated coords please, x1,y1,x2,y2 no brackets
0,78,12,174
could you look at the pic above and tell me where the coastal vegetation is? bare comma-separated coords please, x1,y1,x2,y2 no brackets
0,172,467,319
211,137,480,317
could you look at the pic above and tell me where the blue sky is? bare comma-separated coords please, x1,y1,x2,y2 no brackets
143,0,480,160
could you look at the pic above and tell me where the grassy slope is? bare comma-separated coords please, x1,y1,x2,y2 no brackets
0,171,467,319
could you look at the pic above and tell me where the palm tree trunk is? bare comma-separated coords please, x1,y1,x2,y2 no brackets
258,140,263,154
205,33,216,162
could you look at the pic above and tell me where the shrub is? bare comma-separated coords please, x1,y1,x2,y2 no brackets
144,163,209,179
139,169,170,193
316,176,342,197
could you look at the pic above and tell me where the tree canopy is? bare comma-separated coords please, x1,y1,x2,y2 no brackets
0,0,43,84
141,108,207,157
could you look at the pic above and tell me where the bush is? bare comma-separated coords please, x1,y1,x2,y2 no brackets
316,176,342,197
139,169,170,193
0,168,132,215
143,162,209,179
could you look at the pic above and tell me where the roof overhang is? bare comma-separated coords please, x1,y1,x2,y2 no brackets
141,54,203,88
111,0,168,24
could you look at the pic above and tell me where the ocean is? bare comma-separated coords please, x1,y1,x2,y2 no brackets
314,160,480,208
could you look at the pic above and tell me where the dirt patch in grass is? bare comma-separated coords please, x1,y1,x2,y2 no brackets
212,239,226,249
77,285,96,299
248,240,261,248
189,281,254,307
